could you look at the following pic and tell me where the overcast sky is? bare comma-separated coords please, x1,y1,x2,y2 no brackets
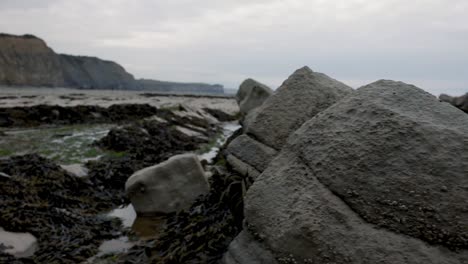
0,0,467,95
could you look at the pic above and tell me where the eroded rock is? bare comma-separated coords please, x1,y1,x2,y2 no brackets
125,154,210,215
228,80,468,263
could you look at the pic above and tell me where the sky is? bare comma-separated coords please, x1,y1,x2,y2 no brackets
0,0,467,95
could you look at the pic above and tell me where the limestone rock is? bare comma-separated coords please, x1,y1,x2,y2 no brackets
246,66,353,150
125,154,209,215
236,79,273,115
233,80,468,263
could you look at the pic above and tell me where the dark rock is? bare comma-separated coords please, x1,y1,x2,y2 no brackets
0,103,158,127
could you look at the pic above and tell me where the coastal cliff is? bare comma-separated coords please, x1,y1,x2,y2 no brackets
0,33,224,94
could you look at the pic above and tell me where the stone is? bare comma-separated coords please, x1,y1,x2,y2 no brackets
440,93,468,113
125,154,209,215
236,79,273,115
245,66,354,150
229,80,468,263
226,134,277,175
226,67,353,177
0,227,37,258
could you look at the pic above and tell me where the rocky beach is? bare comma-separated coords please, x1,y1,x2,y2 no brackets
0,66,466,264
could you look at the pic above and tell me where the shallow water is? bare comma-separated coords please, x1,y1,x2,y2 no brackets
198,122,240,163
0,124,113,164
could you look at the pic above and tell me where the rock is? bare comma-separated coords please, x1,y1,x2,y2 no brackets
60,164,88,177
226,135,277,176
246,66,354,150
125,154,210,215
0,227,37,258
0,103,159,127
222,231,277,264
440,93,468,113
236,79,273,115
230,80,468,263
226,67,353,177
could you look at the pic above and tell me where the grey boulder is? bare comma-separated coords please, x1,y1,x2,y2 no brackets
245,66,354,150
125,154,209,215
227,80,468,263
226,67,353,177
236,79,273,115
440,93,468,113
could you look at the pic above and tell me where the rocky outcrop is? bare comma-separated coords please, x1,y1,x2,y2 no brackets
440,93,468,113
236,79,273,115
125,154,209,215
138,79,225,95
60,55,138,89
0,34,64,87
226,67,353,178
225,80,468,263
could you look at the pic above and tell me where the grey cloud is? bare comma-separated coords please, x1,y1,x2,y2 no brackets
0,0,466,95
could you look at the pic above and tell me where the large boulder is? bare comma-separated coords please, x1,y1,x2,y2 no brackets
440,93,468,113
125,154,209,215
226,67,353,178
236,79,273,115
225,80,468,263
246,66,354,150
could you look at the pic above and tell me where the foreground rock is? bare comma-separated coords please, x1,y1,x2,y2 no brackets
225,80,468,263
236,79,273,115
0,154,122,263
227,67,353,178
125,154,209,215
440,93,468,113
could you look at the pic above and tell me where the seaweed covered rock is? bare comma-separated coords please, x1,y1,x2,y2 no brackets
236,79,273,115
440,92,468,113
125,154,209,215
0,154,122,263
227,80,468,263
0,103,158,127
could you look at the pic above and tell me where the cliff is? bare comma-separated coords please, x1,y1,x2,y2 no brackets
138,79,224,94
60,55,137,89
0,33,225,94
0,34,65,86
0,33,137,89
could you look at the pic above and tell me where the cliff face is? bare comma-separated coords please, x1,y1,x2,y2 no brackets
0,33,137,89
138,79,224,94
60,55,138,89
0,34,65,86
0,33,224,94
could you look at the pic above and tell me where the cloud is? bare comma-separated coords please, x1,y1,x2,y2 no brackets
0,0,467,95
